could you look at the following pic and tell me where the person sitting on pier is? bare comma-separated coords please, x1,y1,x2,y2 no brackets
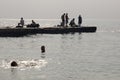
31,20,36,25
69,18,76,27
30,20,39,28
17,17,24,28
27,20,40,28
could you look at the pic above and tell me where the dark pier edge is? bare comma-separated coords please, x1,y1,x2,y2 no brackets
0,26,97,37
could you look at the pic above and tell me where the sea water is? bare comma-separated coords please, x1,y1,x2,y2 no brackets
0,19,120,80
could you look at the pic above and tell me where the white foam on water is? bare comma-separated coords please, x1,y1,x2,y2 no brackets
0,59,48,70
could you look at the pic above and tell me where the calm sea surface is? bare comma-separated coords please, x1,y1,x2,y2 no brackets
0,19,120,80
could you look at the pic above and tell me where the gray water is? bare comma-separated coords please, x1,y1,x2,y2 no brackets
0,19,120,80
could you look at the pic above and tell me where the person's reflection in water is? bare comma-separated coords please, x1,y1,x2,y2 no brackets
41,53,46,59
10,67,18,80
11,67,17,72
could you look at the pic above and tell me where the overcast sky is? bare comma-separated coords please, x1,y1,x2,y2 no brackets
0,0,120,19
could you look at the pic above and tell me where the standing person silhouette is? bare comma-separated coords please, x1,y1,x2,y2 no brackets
78,15,82,27
65,13,69,27
61,13,65,27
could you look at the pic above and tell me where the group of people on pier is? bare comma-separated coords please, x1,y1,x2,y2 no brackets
17,13,82,28
61,13,69,27
17,17,39,28
60,13,82,27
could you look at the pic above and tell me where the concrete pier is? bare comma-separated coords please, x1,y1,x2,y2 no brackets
0,26,97,37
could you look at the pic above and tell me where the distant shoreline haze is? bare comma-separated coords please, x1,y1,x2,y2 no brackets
0,0,119,19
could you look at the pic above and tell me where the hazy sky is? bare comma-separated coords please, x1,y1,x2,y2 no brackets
0,0,120,19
